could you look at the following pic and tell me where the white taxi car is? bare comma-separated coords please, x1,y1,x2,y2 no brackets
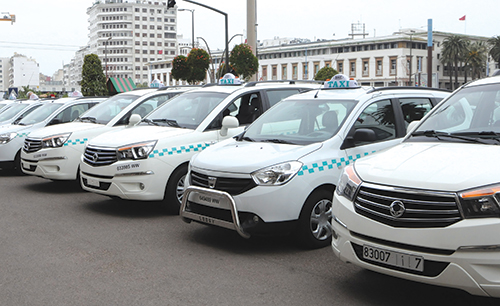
21,87,191,181
79,78,319,208
0,99,44,126
331,76,500,297
180,74,450,248
0,97,105,173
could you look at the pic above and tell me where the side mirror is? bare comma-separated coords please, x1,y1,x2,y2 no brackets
128,114,141,126
353,128,377,142
48,118,61,125
406,120,420,135
220,116,239,136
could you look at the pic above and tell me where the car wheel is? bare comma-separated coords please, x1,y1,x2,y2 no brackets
296,189,333,249
14,150,26,176
165,164,187,211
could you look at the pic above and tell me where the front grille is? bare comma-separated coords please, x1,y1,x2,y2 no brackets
185,201,233,223
83,145,117,167
23,138,42,153
190,171,256,195
81,178,111,191
354,184,462,228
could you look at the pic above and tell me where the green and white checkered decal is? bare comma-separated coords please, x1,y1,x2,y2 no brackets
297,151,376,176
149,143,210,158
64,138,88,146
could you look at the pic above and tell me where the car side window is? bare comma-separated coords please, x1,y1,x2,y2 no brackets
52,103,91,124
352,99,396,146
400,98,433,127
116,94,171,125
266,89,301,107
206,92,262,130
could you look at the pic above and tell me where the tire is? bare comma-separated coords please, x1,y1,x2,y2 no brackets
164,164,188,212
14,150,26,176
296,189,333,249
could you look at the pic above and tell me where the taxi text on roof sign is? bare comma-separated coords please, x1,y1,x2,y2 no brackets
219,73,242,85
324,74,360,88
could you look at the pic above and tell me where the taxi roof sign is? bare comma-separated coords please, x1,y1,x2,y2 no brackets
219,73,242,85
324,74,359,89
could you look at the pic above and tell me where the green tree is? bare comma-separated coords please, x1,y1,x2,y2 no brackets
187,48,210,84
171,49,210,84
488,35,500,65
171,55,190,81
441,35,467,90
216,63,238,80
229,44,259,81
80,54,107,96
314,66,338,81
466,41,488,80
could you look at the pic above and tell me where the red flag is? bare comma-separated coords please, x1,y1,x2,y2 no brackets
459,15,466,21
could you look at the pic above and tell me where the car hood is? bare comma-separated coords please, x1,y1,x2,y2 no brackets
0,123,34,134
28,122,104,138
192,140,322,173
354,142,500,192
88,125,194,147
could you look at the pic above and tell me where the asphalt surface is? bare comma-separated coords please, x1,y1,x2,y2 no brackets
1,169,499,306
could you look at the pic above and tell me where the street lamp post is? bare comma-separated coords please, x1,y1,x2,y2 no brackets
408,30,415,86
105,36,112,79
218,33,243,77
178,9,194,49
182,0,229,74
196,37,215,83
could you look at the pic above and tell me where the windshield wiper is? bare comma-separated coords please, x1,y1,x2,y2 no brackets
261,138,295,144
142,118,160,126
79,116,97,123
412,130,492,144
152,118,180,127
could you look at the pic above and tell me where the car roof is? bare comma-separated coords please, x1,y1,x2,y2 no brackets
463,75,500,87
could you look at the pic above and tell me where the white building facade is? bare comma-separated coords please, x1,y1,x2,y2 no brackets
8,53,40,89
86,0,178,86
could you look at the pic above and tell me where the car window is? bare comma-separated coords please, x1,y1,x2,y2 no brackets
352,99,396,146
0,103,29,121
400,98,433,126
266,89,302,107
206,92,262,130
18,103,64,125
51,103,92,124
116,93,173,125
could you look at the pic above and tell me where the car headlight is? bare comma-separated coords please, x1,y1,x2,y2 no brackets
336,165,362,201
0,132,17,144
251,161,303,186
459,185,500,218
117,141,157,161
41,133,71,148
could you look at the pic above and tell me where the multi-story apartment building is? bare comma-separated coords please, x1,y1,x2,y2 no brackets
8,53,40,89
86,0,178,86
0,57,9,93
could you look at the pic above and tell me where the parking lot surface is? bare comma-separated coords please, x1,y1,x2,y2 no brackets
1,170,498,305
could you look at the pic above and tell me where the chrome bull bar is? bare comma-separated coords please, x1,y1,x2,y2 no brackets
180,186,251,239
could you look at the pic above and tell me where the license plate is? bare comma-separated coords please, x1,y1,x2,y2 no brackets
86,178,100,187
362,245,424,272
190,191,223,208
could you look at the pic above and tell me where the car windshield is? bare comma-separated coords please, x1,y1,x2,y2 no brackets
0,103,30,121
18,103,63,125
240,98,357,145
142,91,229,129
412,83,500,144
77,94,140,124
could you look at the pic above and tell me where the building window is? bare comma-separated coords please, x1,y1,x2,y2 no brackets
262,66,268,81
349,59,356,77
282,65,287,79
390,57,397,75
272,65,277,80
292,64,298,80
303,63,308,79
376,58,383,76
362,59,369,77
337,62,343,74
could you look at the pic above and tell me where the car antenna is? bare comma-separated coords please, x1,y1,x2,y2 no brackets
314,82,324,98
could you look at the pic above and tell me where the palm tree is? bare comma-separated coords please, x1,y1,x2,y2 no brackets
441,35,468,90
466,41,488,80
488,35,500,66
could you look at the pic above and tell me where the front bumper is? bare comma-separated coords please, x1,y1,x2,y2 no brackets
331,193,500,298
79,158,170,201
21,147,81,180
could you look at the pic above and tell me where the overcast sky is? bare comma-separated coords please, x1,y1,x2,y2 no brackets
0,0,497,75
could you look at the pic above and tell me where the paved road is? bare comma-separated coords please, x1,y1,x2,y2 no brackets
0,170,498,306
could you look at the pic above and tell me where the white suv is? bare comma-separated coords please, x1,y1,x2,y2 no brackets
331,76,500,297
79,81,319,208
21,87,192,181
0,97,105,173
180,75,450,248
